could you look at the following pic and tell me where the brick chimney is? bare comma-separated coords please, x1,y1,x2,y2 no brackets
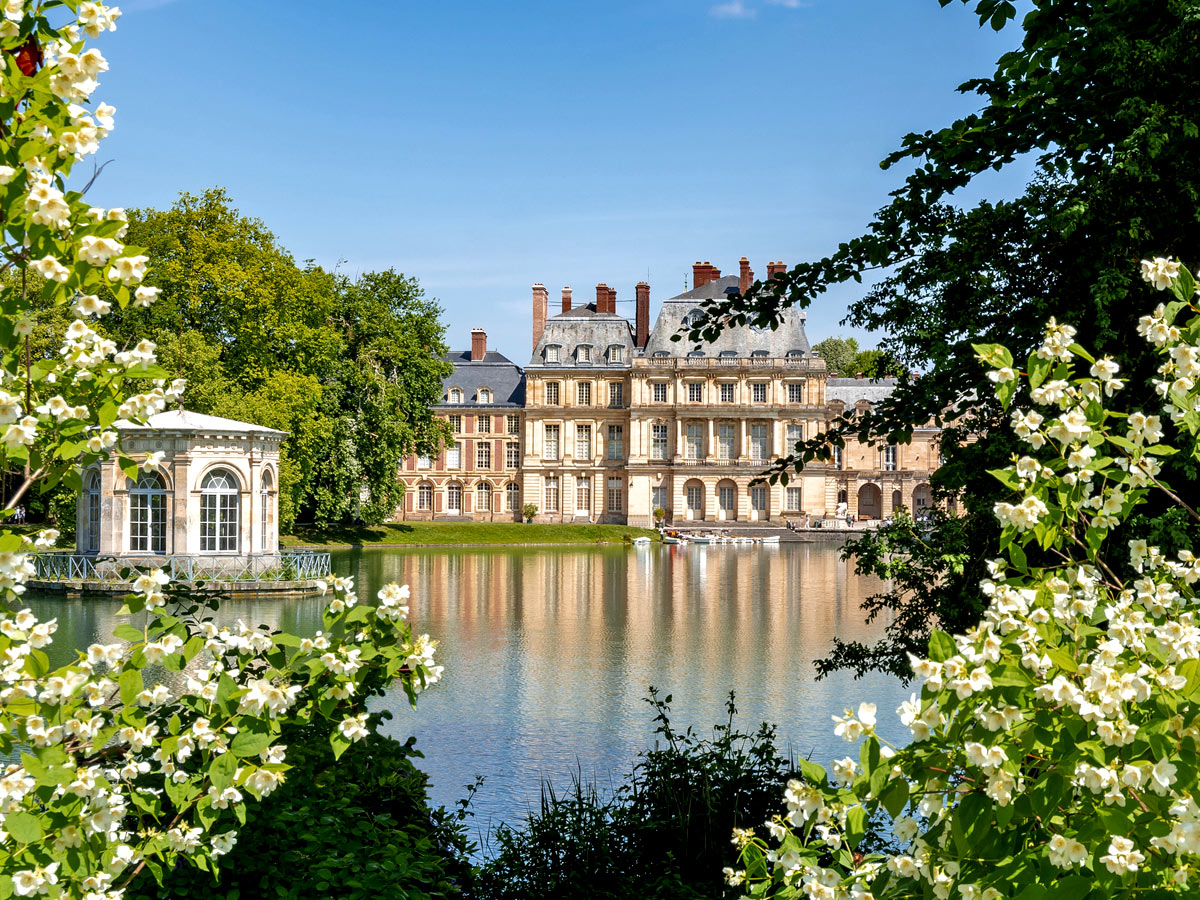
739,257,752,294
532,284,548,352
767,261,787,280
635,282,650,348
561,285,572,313
692,261,712,289
709,264,721,282
471,328,487,362
607,286,617,315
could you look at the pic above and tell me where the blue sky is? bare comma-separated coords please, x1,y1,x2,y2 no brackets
87,0,1033,362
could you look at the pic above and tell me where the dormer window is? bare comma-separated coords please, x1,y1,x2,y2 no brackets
719,350,737,358
448,387,463,404
653,351,669,358
577,345,592,364
545,344,561,364
477,388,493,404
608,345,623,364
751,350,769,358
687,350,705,358
787,349,804,357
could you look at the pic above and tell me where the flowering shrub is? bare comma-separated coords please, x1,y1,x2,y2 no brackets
731,257,1200,898
0,3,442,898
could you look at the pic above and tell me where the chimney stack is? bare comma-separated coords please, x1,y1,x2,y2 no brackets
692,261,708,290
562,286,572,314
767,260,787,280
471,328,487,362
635,282,650,349
709,264,721,282
596,283,608,313
739,257,752,294
607,286,617,315
532,284,548,351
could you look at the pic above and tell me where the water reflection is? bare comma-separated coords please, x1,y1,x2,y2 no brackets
25,543,909,838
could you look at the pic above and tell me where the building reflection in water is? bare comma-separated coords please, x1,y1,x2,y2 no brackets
25,543,911,836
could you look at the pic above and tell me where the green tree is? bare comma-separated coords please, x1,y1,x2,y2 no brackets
691,0,1200,678
812,336,859,376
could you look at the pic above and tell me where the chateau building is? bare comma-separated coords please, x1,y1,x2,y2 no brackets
398,257,941,526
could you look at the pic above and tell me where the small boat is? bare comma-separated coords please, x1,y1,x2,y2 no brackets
663,536,685,545
632,536,652,546
688,534,714,544
758,535,781,544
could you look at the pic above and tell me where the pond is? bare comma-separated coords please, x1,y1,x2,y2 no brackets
25,541,912,841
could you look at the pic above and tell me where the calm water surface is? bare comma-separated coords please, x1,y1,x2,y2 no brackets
26,543,909,838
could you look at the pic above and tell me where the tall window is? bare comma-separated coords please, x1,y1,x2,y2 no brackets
578,345,592,364
787,424,803,450
685,424,703,460
686,484,703,514
751,383,767,403
652,486,668,513
652,383,667,403
833,445,844,469
651,424,668,460
575,424,592,460
609,345,623,364
607,424,624,460
417,455,431,470
544,476,560,512
476,443,492,469
507,415,520,435
687,382,703,403
751,486,767,512
750,424,768,461
447,482,463,514
448,388,463,404
506,482,520,511
476,482,492,513
446,442,462,469
200,470,238,553
84,470,101,552
260,469,273,549
719,485,735,513
576,476,591,512
130,471,168,554
546,382,560,405
608,382,623,407
506,442,521,469
545,345,560,364
719,383,734,403
786,487,803,511
478,415,492,434
449,414,462,433
544,424,560,459
787,383,804,403
417,481,433,511
477,388,492,404
717,424,735,460
884,445,898,471
607,477,623,512
577,382,592,406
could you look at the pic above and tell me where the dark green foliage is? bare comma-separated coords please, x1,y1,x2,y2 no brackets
471,690,798,900
689,0,1200,678
126,725,477,900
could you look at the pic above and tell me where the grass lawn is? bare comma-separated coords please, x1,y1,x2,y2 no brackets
283,521,661,548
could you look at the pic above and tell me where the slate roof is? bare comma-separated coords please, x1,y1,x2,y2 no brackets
439,349,526,408
530,302,636,368
641,275,813,359
826,377,898,407
116,410,286,436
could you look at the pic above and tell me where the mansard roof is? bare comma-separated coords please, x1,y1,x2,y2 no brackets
530,301,636,367
439,349,526,408
826,377,898,407
641,275,813,359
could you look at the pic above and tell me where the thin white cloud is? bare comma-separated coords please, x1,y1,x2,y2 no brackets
119,0,184,10
765,0,811,7
710,0,756,18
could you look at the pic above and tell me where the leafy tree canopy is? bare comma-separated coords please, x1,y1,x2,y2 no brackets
690,0,1200,677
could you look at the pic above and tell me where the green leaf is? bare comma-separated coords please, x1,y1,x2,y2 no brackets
230,721,274,758
927,629,956,662
209,751,237,791
330,730,351,761
113,624,143,643
119,668,144,707
880,778,909,818
1027,353,1052,389
798,757,827,786
4,811,43,844
845,806,867,847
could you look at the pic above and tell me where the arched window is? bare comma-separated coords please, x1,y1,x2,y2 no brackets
84,470,101,552
417,481,433,511
129,470,167,554
260,470,274,549
476,481,492,513
201,469,239,553
448,387,464,404
477,388,493,404
447,482,463,514
506,482,520,512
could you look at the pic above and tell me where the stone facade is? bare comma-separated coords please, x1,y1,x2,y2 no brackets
77,410,285,557
398,257,943,525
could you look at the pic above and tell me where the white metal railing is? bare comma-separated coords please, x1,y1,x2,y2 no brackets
32,551,332,584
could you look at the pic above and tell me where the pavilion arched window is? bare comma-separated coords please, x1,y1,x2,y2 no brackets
84,470,101,552
201,469,240,552
260,469,274,550
129,471,168,554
